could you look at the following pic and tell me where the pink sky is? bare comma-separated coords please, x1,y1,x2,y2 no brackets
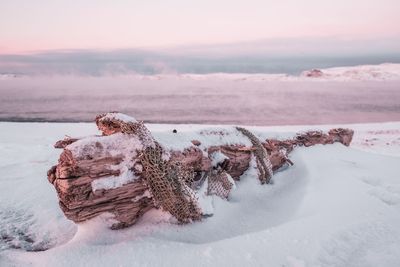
1,0,400,54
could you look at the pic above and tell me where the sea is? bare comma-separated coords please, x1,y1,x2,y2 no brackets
1,54,400,125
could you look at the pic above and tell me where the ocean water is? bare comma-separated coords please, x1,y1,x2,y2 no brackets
0,75,399,125
1,52,400,76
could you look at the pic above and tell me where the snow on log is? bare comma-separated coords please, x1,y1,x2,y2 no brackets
47,112,354,229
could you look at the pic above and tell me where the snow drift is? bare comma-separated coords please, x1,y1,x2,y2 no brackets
0,121,399,266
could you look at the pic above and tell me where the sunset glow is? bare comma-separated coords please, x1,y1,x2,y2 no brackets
1,0,400,54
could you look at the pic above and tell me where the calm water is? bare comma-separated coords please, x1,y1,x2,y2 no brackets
0,76,399,125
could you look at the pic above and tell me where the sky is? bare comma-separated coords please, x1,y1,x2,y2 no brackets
1,0,400,54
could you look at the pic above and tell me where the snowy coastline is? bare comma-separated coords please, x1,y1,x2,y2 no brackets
2,63,400,81
1,121,399,266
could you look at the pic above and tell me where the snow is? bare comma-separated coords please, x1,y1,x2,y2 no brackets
210,151,229,167
91,167,138,192
301,63,400,81
67,132,139,158
154,126,252,151
67,133,143,191
6,63,399,82
196,178,214,216
226,173,237,190
99,112,138,123
1,121,400,266
175,63,400,81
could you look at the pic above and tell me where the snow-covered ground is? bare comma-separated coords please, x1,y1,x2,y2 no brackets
299,63,400,81
0,121,399,267
177,63,400,81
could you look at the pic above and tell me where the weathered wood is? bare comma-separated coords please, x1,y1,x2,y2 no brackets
208,145,252,180
54,137,80,149
48,114,354,229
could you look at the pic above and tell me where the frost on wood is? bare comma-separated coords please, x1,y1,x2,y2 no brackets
47,112,354,229
99,112,202,226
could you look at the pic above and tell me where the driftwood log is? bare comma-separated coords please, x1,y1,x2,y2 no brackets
47,113,354,229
